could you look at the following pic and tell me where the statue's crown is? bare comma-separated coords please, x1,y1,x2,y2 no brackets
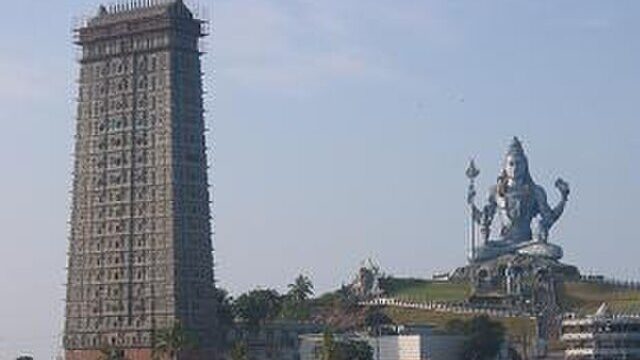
507,136,526,158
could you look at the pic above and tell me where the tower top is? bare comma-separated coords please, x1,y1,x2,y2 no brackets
77,0,204,46
88,0,194,27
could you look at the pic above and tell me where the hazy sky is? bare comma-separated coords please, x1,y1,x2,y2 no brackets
1,0,639,358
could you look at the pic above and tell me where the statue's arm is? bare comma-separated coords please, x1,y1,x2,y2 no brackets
536,180,569,229
551,178,570,221
478,187,497,242
482,187,497,227
468,186,496,224
535,186,554,227
468,184,497,242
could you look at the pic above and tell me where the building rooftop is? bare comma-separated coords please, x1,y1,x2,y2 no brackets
76,0,204,45
88,0,194,27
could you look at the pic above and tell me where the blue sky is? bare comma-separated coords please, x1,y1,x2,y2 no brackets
0,0,639,358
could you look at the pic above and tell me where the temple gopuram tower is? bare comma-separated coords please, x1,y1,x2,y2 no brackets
64,1,217,359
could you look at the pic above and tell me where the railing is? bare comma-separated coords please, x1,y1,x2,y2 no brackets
360,297,532,318
579,276,640,290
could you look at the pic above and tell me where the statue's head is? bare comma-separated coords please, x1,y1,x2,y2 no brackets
502,137,531,183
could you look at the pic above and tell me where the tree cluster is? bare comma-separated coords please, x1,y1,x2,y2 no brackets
446,315,506,360
212,273,316,355
321,330,373,360
230,273,315,329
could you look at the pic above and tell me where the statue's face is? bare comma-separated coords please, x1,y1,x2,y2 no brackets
504,154,528,180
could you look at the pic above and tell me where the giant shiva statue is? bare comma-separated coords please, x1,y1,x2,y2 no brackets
467,137,570,262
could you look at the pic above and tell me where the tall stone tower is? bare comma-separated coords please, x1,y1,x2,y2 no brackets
65,1,216,359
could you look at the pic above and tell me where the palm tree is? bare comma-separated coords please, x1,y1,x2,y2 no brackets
234,289,282,330
288,274,314,303
153,321,195,360
284,274,314,320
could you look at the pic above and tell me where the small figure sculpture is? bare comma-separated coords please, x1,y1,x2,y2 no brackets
467,137,569,261
350,259,383,299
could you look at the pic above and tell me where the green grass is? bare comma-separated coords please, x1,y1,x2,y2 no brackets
381,278,471,303
383,307,535,337
558,281,640,314
381,278,640,314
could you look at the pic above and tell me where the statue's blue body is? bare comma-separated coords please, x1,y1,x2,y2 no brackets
468,138,569,262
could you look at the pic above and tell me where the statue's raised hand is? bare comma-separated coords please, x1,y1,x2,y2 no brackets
555,178,570,199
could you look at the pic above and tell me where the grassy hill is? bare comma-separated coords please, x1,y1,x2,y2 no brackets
377,278,640,341
558,281,640,314
381,277,640,315
309,277,640,344
380,277,471,302
382,306,534,335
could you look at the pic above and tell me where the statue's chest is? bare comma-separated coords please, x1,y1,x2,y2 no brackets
497,189,536,220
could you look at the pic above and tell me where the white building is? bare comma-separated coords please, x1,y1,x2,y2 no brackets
562,303,640,359
299,325,466,360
